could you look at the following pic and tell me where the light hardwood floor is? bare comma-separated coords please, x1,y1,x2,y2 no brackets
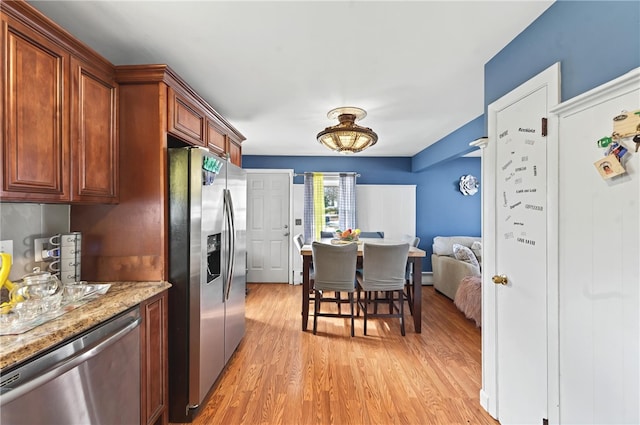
174,283,498,425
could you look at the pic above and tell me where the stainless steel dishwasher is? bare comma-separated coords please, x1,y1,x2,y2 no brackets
0,307,141,425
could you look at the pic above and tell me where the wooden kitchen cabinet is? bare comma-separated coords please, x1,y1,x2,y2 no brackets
0,1,118,204
168,86,206,147
207,119,243,166
167,83,245,165
140,290,169,425
168,81,243,163
71,57,118,203
207,120,227,156
228,139,242,167
1,11,70,201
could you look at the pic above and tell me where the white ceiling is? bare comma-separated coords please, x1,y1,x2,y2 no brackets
28,0,554,157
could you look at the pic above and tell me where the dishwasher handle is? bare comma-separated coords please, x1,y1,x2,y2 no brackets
1,315,141,406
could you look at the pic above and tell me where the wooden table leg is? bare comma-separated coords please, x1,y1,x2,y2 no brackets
302,256,311,331
412,257,422,333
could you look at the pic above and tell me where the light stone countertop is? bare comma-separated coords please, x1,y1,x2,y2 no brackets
0,281,171,371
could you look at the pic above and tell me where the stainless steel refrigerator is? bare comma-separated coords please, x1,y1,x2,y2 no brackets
167,147,246,423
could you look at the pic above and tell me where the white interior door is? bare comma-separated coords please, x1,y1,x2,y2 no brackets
246,171,291,283
551,69,640,425
483,63,560,424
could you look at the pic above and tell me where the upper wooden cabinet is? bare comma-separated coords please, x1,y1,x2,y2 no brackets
0,1,118,204
71,57,118,203
206,120,227,156
1,12,70,201
159,67,244,165
228,139,242,167
207,119,243,167
167,87,206,147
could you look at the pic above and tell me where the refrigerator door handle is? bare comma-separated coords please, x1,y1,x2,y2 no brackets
223,189,230,297
224,189,235,300
228,189,236,300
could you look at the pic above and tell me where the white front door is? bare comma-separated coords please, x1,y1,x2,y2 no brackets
483,63,560,423
246,171,291,283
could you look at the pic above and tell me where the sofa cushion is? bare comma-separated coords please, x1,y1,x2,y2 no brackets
453,244,480,269
470,240,482,268
432,236,481,256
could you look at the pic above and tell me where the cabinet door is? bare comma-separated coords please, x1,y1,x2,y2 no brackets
167,87,205,146
140,291,168,425
229,139,242,167
1,16,70,202
206,119,227,156
71,57,118,203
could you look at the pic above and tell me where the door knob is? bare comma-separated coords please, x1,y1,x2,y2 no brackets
284,232,290,236
492,274,508,285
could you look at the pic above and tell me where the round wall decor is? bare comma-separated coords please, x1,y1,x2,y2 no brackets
459,174,479,196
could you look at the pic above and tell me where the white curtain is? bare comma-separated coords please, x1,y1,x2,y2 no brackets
338,173,357,230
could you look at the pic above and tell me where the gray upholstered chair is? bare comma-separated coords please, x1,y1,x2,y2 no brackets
358,231,384,238
311,241,358,336
294,233,317,302
293,233,305,253
356,242,410,336
294,233,311,278
354,231,385,275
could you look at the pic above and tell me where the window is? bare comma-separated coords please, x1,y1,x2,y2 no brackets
323,177,339,232
303,173,357,241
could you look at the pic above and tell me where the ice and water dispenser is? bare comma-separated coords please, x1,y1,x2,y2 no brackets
206,233,221,283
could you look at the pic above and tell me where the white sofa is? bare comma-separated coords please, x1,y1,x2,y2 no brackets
431,236,482,300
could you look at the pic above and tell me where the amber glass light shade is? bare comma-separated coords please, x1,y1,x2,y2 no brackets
316,107,378,154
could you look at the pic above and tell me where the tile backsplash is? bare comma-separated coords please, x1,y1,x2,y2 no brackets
0,203,70,280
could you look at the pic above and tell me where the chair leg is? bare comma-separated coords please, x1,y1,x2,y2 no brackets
336,291,341,314
364,291,371,335
399,289,405,336
349,292,355,337
313,291,320,335
373,291,383,314
405,282,414,315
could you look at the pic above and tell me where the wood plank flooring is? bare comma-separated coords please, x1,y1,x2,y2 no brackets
173,283,498,425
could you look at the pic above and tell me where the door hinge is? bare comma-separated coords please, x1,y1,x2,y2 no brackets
542,418,548,425
541,117,548,136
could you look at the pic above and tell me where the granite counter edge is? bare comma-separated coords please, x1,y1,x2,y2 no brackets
0,281,171,371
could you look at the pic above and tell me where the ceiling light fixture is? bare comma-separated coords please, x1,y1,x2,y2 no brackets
316,107,378,154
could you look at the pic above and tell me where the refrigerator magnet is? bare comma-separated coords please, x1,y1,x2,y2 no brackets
594,154,625,180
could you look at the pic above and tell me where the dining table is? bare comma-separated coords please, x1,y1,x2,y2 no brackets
299,238,427,333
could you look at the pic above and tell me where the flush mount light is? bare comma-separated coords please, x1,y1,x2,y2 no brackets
316,107,378,154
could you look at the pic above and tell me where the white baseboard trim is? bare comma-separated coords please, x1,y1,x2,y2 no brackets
421,271,433,285
479,389,497,419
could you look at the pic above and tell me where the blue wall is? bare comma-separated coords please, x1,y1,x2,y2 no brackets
412,115,484,172
243,0,640,275
486,1,640,110
415,157,481,264
242,156,415,185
